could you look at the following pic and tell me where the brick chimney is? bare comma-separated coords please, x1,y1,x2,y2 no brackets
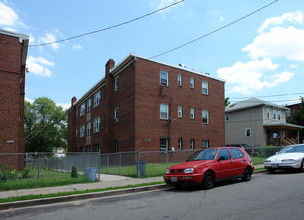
71,96,77,106
105,58,115,77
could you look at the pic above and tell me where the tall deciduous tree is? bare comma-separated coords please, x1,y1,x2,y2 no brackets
24,97,67,152
288,97,304,126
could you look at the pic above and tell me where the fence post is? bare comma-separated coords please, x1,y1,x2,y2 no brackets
166,149,169,168
107,154,109,173
37,153,40,185
119,152,122,175
260,147,263,164
137,151,141,178
97,152,101,181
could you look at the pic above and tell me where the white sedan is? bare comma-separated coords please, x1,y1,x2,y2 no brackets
264,144,304,173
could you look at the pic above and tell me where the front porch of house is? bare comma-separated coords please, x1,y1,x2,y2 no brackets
264,122,304,146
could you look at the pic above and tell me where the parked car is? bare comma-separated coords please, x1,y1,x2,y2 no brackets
225,144,250,149
163,147,254,189
264,144,304,173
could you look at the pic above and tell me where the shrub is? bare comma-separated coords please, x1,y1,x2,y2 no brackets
21,168,31,179
0,163,17,182
71,166,78,178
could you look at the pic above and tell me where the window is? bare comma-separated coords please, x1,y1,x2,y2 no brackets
217,148,231,160
76,128,78,138
202,80,208,95
273,108,277,120
266,107,270,119
202,110,209,124
190,139,195,150
80,147,85,152
178,138,183,150
76,108,79,118
114,107,119,122
94,91,101,108
190,108,195,119
80,103,85,117
278,109,281,120
230,148,244,159
177,74,182,86
114,76,119,92
225,113,230,121
87,99,91,113
160,70,168,86
178,105,182,118
160,103,169,120
114,140,119,153
93,144,100,152
80,125,85,138
245,128,251,137
160,138,168,152
87,121,91,136
93,117,100,133
202,139,209,148
87,145,91,152
190,77,194,88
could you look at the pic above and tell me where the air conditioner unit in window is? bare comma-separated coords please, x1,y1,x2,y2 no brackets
114,118,119,123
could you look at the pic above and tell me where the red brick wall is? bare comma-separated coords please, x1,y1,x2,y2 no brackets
0,33,26,170
68,56,225,154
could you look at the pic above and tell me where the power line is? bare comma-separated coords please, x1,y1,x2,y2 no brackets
149,0,278,59
229,92,304,100
29,0,184,47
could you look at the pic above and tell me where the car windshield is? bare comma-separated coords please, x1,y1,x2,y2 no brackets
278,145,304,154
186,149,218,161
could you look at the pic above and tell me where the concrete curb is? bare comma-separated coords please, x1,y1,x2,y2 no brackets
0,184,170,211
0,171,267,211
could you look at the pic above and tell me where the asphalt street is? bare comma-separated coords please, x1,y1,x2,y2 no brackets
1,171,304,220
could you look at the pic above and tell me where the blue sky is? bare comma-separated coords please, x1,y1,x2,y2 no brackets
1,0,304,109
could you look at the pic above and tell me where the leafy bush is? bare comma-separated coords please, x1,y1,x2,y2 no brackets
0,163,17,182
71,166,78,178
21,168,31,179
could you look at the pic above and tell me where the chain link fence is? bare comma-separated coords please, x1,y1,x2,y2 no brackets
0,146,286,190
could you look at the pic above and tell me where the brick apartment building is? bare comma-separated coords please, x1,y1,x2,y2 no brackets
67,53,225,154
0,30,29,170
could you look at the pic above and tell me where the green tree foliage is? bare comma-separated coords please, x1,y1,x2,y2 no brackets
24,97,68,152
71,166,78,178
287,97,304,126
225,97,230,107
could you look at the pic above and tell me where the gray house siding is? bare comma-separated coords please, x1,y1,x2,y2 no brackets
225,106,264,146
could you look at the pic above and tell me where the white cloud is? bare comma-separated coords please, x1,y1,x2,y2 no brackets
72,45,83,50
289,64,299,68
38,33,59,50
26,56,55,77
0,2,18,26
243,26,304,61
258,10,303,33
217,59,294,94
219,16,224,22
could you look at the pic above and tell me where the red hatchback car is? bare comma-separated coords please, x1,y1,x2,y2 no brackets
163,147,254,189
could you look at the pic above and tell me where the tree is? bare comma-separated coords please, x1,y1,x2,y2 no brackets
24,97,68,152
288,97,304,126
225,97,231,107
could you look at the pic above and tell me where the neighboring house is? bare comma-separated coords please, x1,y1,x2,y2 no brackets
67,53,225,153
225,98,304,147
0,30,29,170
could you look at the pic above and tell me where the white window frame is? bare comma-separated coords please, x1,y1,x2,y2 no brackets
80,125,85,138
87,121,91,136
190,139,195,150
114,107,119,123
177,74,182,86
178,105,182,118
190,77,194,89
114,76,119,92
202,139,209,148
202,80,208,95
160,138,168,152
93,117,100,133
273,108,277,120
94,91,101,108
160,103,169,120
87,99,91,113
225,113,230,121
245,128,251,137
80,103,85,117
160,70,168,86
178,138,183,150
278,109,281,120
190,108,195,119
202,110,209,124
266,107,270,119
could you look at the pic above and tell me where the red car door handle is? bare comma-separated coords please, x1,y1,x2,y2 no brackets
230,161,234,164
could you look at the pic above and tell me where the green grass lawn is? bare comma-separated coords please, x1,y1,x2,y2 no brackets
0,168,91,191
